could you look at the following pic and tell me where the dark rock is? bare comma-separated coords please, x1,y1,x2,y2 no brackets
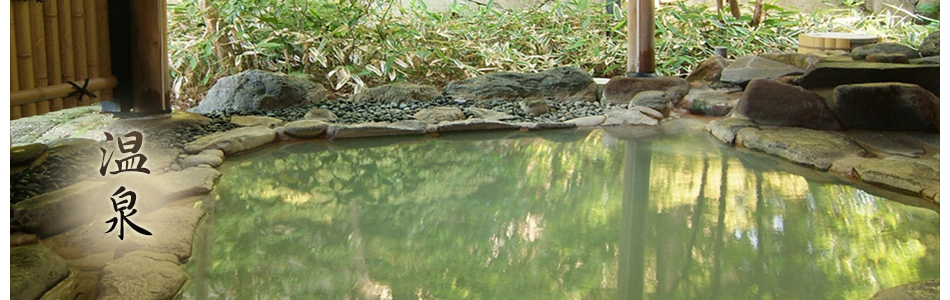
735,79,841,130
413,106,466,123
444,66,599,103
11,244,70,300
909,56,940,65
629,91,672,116
689,95,734,117
114,207,206,262
520,98,550,116
918,31,939,57
866,53,910,64
229,115,284,128
602,76,688,105
11,143,48,166
705,118,758,144
189,70,327,114
720,55,806,85
303,108,337,121
352,83,440,103
830,82,939,132
868,279,939,300
736,127,868,170
686,55,731,86
464,107,516,120
798,61,939,96
851,43,921,60
283,120,331,139
97,251,187,300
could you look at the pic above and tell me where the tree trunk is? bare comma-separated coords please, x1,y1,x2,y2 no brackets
728,0,741,18
751,0,764,26
199,0,229,60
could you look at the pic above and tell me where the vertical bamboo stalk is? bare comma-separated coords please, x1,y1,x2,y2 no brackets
131,0,171,114
12,2,21,120
72,0,88,108
14,0,37,118
30,0,50,115
59,0,77,109
84,0,100,104
44,0,64,112
97,0,113,102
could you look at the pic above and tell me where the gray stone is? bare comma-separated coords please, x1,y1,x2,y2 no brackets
114,207,206,262
909,56,940,65
39,221,119,260
230,115,284,128
629,91,672,116
630,106,664,120
13,181,110,237
689,95,734,117
303,108,337,121
184,126,277,155
11,245,70,300
837,131,926,157
854,159,939,200
352,83,440,103
189,70,327,114
686,55,731,86
437,119,523,132
868,279,939,300
283,120,331,139
12,143,48,166
705,118,758,144
830,83,939,132
97,251,187,300
720,55,806,85
330,120,427,139
736,127,868,170
735,79,841,130
464,107,516,121
199,149,225,160
414,106,466,123
602,76,688,105
851,43,921,60
180,154,224,168
444,67,599,103
798,61,939,96
602,109,659,127
757,53,823,70
866,53,910,64
565,115,606,127
520,98,550,116
919,31,939,57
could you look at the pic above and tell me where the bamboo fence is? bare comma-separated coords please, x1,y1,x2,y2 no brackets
10,0,116,120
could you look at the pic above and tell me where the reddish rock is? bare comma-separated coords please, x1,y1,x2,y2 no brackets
686,55,731,86
602,76,689,105
735,79,841,130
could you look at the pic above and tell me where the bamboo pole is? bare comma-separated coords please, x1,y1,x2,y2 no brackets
14,0,37,118
30,0,50,114
59,0,77,109
131,0,171,114
11,76,118,106
71,0,88,109
97,0,113,102
12,2,21,120
84,0,100,104
44,0,64,112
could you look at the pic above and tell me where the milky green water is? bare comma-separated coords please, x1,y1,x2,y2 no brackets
181,126,939,300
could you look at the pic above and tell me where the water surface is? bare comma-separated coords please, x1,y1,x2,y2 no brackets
182,126,939,300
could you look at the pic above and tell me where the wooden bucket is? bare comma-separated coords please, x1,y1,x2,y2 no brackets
798,32,881,54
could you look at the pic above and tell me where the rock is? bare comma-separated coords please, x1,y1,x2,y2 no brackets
352,83,440,103
533,121,575,129
689,95,734,117
836,131,926,157
565,115,606,127
114,207,206,262
11,245,70,300
919,31,939,57
437,119,523,132
189,70,326,114
229,115,284,128
183,126,277,155
11,232,38,247
735,79,841,130
303,108,337,121
629,91,672,116
909,56,940,65
602,76,688,105
735,127,867,170
97,251,187,300
830,83,939,132
444,67,599,103
144,167,222,205
602,109,659,126
757,53,823,70
37,270,100,300
46,138,98,158
199,149,225,160
464,107,516,121
720,55,806,86
866,53,910,64
851,43,921,60
520,98,550,116
686,55,732,86
13,181,110,237
705,118,758,144
854,159,939,199
868,279,939,300
414,106,466,123
798,60,939,96
180,154,224,168
329,120,427,139
40,221,119,260
630,106,664,119
106,111,211,133
283,120,331,139
12,143,48,166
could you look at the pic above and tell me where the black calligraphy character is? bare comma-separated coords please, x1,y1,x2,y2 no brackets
105,186,152,240
99,133,114,176
99,131,151,176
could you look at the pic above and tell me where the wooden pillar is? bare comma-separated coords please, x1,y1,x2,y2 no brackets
128,0,171,115
627,0,655,77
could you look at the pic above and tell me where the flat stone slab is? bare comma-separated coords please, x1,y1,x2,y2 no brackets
11,244,70,300
114,207,206,263
705,118,759,144
565,115,606,127
184,126,277,155
602,109,659,127
40,222,120,260
283,120,330,139
97,251,187,300
37,270,100,300
721,55,806,85
13,181,110,238
869,279,939,300
736,127,868,171
180,154,225,168
437,119,522,132
145,167,221,206
230,115,284,128
329,120,427,139
414,106,466,123
837,131,926,157
798,61,940,96
464,107,517,121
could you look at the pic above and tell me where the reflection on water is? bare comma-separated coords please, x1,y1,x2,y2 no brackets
181,127,939,300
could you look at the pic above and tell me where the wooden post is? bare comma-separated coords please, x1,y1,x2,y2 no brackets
85,0,100,103
29,0,50,114
627,0,655,76
59,0,77,109
97,0,113,102
14,0,36,117
11,2,21,120
130,0,171,114
44,0,64,112
72,0,88,108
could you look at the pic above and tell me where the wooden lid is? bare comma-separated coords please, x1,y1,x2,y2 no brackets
798,32,881,53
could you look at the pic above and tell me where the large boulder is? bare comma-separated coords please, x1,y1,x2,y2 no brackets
735,79,841,130
11,245,70,300
444,67,599,103
830,83,939,132
798,60,939,96
189,70,327,114
919,31,940,57
352,83,440,103
720,55,806,86
736,127,868,170
602,76,688,105
851,43,921,60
